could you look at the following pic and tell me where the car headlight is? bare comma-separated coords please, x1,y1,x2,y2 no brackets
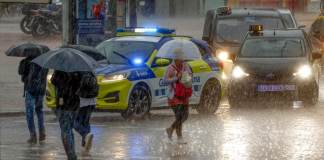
217,50,230,61
293,65,312,79
232,66,249,79
102,73,128,83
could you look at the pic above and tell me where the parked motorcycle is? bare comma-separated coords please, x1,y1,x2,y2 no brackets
31,9,62,38
20,4,40,34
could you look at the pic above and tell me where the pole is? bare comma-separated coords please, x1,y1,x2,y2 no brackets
129,0,137,27
62,0,76,45
62,0,70,45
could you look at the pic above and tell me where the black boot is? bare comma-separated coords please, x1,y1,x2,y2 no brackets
166,127,174,140
27,134,37,144
39,129,46,142
176,125,182,138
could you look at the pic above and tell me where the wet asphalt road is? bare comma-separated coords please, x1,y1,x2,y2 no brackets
2,97,324,160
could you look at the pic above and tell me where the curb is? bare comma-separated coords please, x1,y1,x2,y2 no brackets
0,111,53,118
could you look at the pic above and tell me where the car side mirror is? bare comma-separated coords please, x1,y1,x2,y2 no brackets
202,36,211,44
312,52,322,59
298,25,306,29
155,58,171,67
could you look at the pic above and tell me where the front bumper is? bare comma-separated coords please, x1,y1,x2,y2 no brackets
229,76,316,99
46,79,133,111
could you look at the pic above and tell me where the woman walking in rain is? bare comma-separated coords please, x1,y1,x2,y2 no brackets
164,49,193,144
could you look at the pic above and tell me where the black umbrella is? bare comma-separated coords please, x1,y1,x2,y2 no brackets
31,48,98,72
5,43,50,57
61,45,107,61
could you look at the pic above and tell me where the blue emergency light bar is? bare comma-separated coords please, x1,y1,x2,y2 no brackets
117,28,176,34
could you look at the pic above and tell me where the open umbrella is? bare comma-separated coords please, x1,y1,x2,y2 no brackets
61,45,107,61
31,48,98,72
5,43,50,57
156,39,201,60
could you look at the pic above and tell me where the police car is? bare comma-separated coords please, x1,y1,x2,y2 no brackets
46,28,224,119
228,25,322,107
203,7,300,77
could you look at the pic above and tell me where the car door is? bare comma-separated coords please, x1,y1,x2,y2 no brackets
149,56,172,107
186,43,218,104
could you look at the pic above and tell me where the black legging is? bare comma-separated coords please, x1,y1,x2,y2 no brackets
171,104,189,137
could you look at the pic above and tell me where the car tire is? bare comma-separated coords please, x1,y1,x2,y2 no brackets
31,21,49,39
121,85,151,120
300,81,319,106
196,79,221,114
20,15,33,34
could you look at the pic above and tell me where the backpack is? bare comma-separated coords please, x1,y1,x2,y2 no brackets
172,65,193,99
18,58,32,83
77,73,99,98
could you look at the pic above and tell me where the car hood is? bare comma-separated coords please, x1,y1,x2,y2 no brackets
236,58,308,76
95,64,134,75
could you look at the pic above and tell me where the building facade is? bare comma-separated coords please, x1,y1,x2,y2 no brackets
228,0,313,12
155,0,227,17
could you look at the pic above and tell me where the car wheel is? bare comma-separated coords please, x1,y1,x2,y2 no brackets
31,22,49,39
121,85,151,120
196,79,221,114
300,81,319,106
20,16,33,34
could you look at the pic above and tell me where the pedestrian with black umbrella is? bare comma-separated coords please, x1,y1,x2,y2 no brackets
32,48,98,160
6,43,50,144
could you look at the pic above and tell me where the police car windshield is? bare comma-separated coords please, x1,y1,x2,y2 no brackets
240,38,304,58
216,17,284,44
96,41,156,65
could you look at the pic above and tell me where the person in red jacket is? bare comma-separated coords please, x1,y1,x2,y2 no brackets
164,49,192,144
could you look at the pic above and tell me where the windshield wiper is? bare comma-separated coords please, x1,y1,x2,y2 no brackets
112,51,131,64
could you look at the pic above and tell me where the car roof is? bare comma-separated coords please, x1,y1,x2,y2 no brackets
214,8,284,18
247,29,305,38
108,36,162,43
105,35,194,43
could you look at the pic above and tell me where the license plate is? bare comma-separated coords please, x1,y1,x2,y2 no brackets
257,84,295,92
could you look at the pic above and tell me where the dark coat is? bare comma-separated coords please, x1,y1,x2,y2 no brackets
51,71,81,111
18,57,48,96
25,63,48,96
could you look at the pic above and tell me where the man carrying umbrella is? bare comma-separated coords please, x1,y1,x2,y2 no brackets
32,48,98,160
6,43,49,144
